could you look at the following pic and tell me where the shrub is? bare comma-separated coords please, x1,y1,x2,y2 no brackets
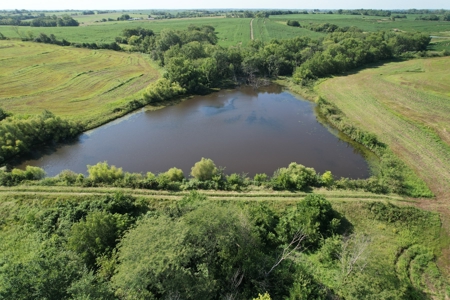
87,161,124,184
143,78,186,103
190,157,218,181
271,162,317,190
165,167,184,182
57,169,79,185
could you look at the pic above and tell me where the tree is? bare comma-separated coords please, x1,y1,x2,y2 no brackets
190,157,218,181
68,211,130,268
87,161,124,184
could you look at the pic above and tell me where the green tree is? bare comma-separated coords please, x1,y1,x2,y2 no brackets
68,211,130,268
190,157,218,181
87,161,124,184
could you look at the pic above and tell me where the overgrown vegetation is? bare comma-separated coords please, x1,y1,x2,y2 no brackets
0,190,447,299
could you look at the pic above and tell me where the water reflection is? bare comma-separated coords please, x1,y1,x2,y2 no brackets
16,85,371,178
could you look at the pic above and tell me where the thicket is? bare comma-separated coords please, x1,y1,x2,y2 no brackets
0,110,82,165
118,25,431,102
31,33,121,50
1,191,447,298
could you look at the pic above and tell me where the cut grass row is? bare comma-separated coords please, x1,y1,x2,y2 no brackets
317,57,450,201
0,40,160,128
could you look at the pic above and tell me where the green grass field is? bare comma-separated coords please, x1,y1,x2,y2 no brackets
317,57,450,202
0,17,256,47
0,40,160,128
270,13,450,36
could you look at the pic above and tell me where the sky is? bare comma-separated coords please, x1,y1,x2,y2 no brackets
1,0,449,11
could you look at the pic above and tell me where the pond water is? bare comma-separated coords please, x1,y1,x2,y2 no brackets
17,85,371,178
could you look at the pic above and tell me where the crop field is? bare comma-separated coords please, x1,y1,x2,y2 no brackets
270,13,450,36
0,17,256,47
252,18,324,42
0,40,160,128
317,57,450,200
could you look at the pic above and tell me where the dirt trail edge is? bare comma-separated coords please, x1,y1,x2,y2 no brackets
250,18,254,40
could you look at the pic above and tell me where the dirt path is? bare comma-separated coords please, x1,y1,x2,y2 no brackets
250,18,254,40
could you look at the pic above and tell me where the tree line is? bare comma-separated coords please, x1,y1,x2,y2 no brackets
0,14,79,26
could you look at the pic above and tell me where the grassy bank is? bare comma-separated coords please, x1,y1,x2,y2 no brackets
0,40,160,128
317,57,450,200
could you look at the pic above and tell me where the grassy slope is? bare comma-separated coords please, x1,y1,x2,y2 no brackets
318,57,450,199
316,57,450,276
0,40,160,128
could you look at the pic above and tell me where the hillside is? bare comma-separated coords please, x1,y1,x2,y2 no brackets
0,40,160,127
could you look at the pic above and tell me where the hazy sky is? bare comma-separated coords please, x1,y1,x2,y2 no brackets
1,0,449,10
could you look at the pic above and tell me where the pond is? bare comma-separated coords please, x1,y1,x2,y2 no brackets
17,85,371,178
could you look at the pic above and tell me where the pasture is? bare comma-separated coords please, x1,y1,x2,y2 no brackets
317,57,450,200
0,40,160,128
270,13,450,36
0,17,256,47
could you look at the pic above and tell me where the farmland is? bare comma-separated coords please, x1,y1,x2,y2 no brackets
317,57,450,200
0,17,255,47
1,9,450,298
270,13,450,36
0,40,160,128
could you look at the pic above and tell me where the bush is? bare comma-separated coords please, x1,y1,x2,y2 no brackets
277,194,341,248
58,169,79,185
164,167,184,182
143,78,186,103
190,157,218,181
271,162,317,190
87,162,124,184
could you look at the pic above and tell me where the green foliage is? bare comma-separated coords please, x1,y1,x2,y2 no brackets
272,162,317,190
253,292,272,299
164,167,185,182
143,78,186,103
286,20,300,27
190,157,218,181
0,166,46,186
68,211,131,268
277,194,341,248
87,161,124,185
321,171,334,187
0,110,82,164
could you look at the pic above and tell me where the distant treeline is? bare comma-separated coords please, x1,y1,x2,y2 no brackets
415,14,450,21
336,8,449,16
0,14,79,26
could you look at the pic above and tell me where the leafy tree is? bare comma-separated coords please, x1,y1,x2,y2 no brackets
164,167,184,182
87,161,124,184
272,162,317,190
277,194,341,249
68,211,130,268
190,157,218,181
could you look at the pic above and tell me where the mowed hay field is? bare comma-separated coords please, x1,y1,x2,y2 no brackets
318,57,450,200
0,40,159,127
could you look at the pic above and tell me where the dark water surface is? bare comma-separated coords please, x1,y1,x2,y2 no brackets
17,85,370,178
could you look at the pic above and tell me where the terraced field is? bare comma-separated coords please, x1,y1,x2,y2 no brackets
318,57,450,200
0,40,160,127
